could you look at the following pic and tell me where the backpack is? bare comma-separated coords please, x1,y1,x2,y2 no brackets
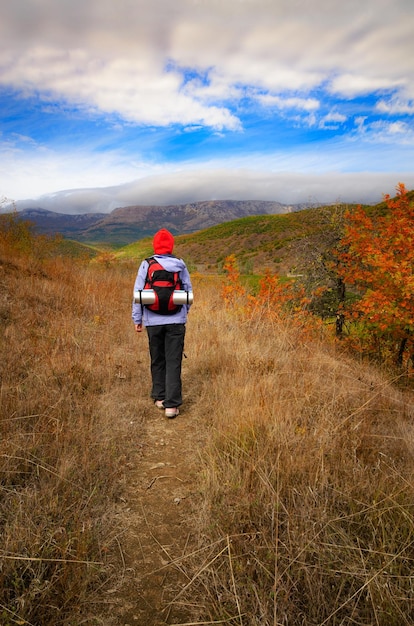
143,256,183,315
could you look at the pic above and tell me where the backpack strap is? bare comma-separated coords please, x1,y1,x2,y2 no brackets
139,257,155,315
144,256,156,286
145,256,181,289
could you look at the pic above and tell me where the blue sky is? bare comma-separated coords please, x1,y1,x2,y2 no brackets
1,0,414,213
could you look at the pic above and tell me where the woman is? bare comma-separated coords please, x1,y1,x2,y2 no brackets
132,228,193,418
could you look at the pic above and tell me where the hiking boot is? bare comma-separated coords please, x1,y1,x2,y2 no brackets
165,407,179,419
154,400,164,409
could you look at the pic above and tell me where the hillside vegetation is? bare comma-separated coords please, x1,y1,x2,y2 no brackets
116,204,362,275
116,191,414,277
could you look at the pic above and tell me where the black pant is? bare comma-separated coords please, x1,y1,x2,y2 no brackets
146,324,186,408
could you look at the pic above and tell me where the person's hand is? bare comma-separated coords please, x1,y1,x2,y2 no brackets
135,323,143,333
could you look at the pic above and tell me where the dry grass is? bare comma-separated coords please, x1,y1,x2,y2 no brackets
182,281,414,625
2,231,414,625
0,246,144,625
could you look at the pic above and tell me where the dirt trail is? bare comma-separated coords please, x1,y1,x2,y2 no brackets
103,392,203,626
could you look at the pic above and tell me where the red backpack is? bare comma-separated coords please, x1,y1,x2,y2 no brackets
143,257,183,315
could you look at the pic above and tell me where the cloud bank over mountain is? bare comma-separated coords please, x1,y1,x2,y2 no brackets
12,170,412,215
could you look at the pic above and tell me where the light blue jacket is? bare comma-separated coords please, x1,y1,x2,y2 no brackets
132,254,193,326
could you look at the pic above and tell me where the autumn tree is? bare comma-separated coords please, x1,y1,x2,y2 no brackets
221,254,247,307
337,183,414,364
293,203,348,336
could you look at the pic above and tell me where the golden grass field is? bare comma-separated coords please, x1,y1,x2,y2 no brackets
1,223,414,625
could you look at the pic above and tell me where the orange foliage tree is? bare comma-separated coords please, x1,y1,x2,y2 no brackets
337,183,414,364
222,255,321,336
247,269,300,318
221,254,247,306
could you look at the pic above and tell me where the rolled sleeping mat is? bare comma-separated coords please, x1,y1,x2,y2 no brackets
134,289,194,305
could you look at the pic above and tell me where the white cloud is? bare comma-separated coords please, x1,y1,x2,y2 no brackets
1,0,414,124
182,69,244,104
371,120,414,143
329,74,403,98
0,47,241,130
353,117,414,143
377,98,414,114
319,111,347,129
257,94,320,112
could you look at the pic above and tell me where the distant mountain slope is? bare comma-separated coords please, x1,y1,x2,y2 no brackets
17,208,106,237
17,200,313,246
118,205,359,275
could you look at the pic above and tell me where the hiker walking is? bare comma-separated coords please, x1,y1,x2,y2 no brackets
132,228,193,418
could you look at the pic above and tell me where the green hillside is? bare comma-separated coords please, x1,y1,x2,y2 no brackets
55,238,101,259
116,203,362,275
115,236,155,263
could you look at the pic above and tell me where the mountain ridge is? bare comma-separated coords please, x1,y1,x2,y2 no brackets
17,199,317,246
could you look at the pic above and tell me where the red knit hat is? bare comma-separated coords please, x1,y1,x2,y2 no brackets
153,228,174,254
